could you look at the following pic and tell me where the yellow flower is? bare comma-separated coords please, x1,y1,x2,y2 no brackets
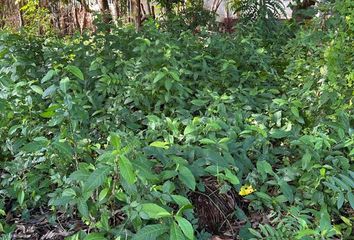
239,185,256,196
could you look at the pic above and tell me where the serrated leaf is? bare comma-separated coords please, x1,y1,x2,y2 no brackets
66,65,84,80
178,166,196,191
83,166,111,193
132,224,169,240
175,216,194,240
119,155,136,184
140,203,171,219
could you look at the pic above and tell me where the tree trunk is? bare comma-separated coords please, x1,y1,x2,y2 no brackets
98,0,111,23
111,0,119,24
131,0,141,30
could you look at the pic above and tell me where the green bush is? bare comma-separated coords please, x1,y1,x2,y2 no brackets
0,2,353,239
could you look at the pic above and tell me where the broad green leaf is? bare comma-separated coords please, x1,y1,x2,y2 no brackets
171,195,191,206
132,224,169,240
332,177,350,191
118,155,136,184
62,188,76,197
77,198,89,218
110,133,121,149
278,180,293,202
21,140,48,152
52,140,73,160
140,203,171,219
255,192,272,202
291,106,300,118
224,169,240,185
248,228,263,238
17,190,24,206
295,229,318,239
42,85,57,99
257,161,273,175
30,85,43,95
184,125,195,135
83,166,111,193
99,188,109,202
165,79,172,91
176,204,193,217
150,141,170,149
170,222,185,240
199,138,216,145
153,72,166,83
269,129,290,139
83,233,107,240
66,65,84,80
337,192,344,209
178,166,196,191
170,71,180,81
319,205,332,233
301,150,312,170
339,174,354,188
347,192,354,209
49,196,73,206
41,69,56,83
175,216,194,240
59,77,70,93
69,169,90,182
340,216,352,226
191,99,208,106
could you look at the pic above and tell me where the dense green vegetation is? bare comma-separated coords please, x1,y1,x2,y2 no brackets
0,1,353,239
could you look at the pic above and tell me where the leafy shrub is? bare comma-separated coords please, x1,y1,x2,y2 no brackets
0,2,353,239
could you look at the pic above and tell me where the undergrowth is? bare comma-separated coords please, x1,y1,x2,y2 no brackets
0,1,353,239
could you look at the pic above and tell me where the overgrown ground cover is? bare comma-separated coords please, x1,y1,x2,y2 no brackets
0,2,353,240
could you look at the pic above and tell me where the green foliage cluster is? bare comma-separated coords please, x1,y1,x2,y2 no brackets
0,1,353,239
